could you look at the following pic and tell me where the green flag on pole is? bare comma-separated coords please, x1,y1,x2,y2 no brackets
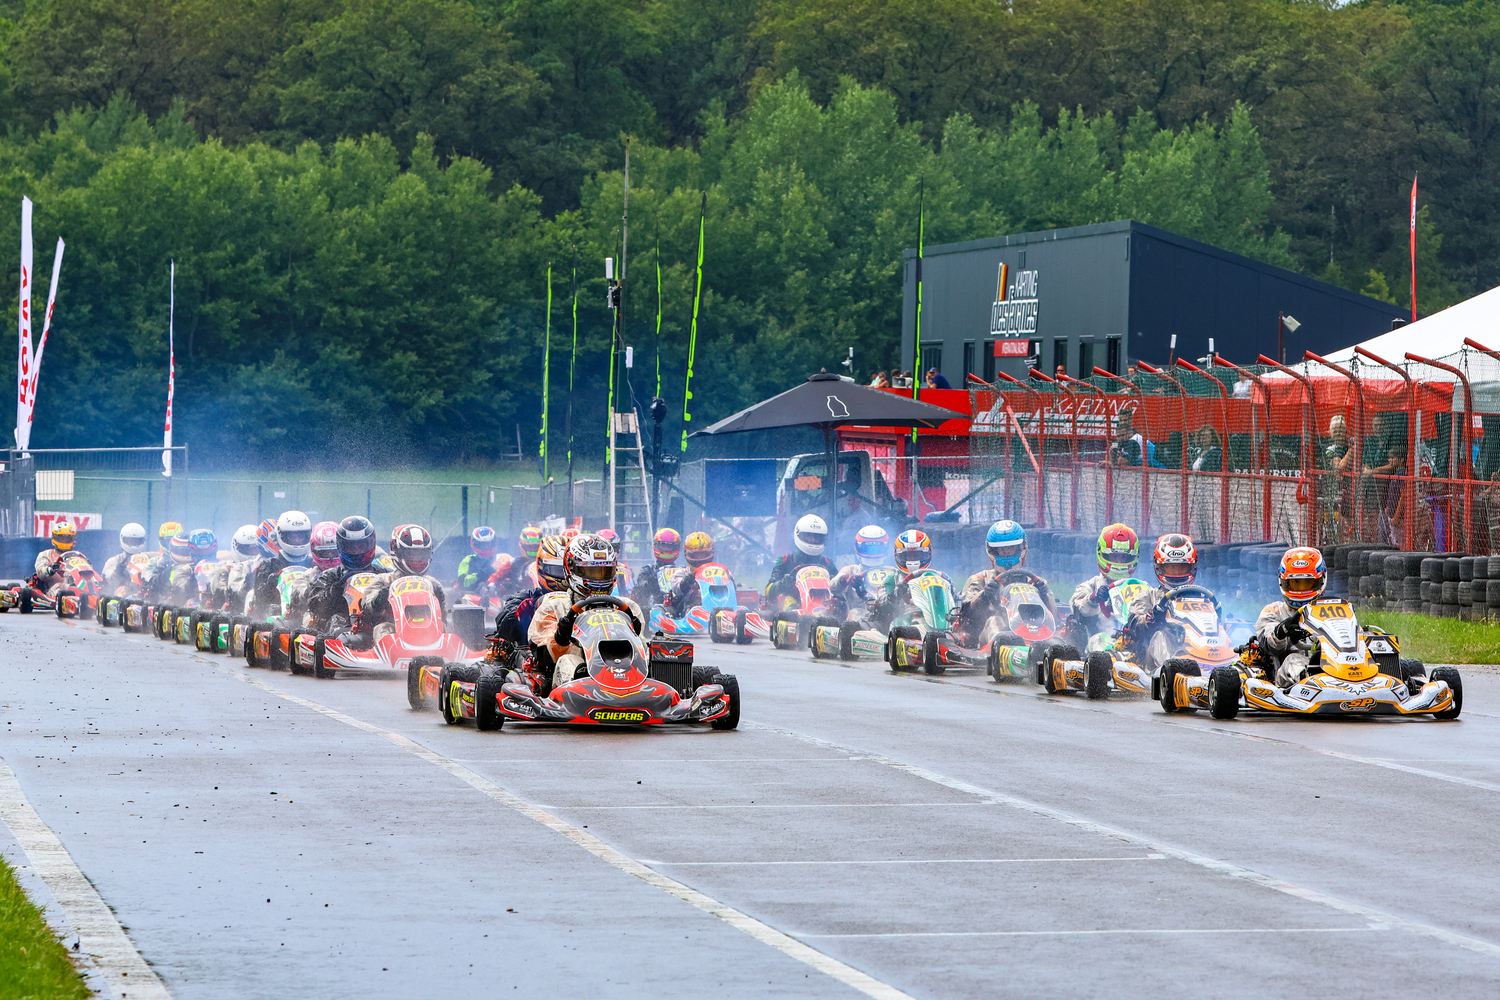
655,227,663,400
681,193,706,452
912,180,924,444
542,262,551,479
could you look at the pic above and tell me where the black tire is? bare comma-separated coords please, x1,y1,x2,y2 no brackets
1432,666,1463,719
709,609,730,643
95,594,109,625
922,631,945,675
734,608,751,644
313,635,336,679
1159,658,1202,713
244,624,264,667
692,665,719,688
440,664,483,725
408,655,443,709
271,627,292,673
709,672,740,730
1207,665,1241,719
1042,644,1081,694
191,610,210,650
1030,640,1057,687
886,625,920,670
18,589,32,614
54,588,73,618
770,612,789,650
475,674,506,731
838,620,859,661
1085,651,1113,700
1399,657,1426,680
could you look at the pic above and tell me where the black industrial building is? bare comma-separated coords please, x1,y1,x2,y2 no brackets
901,220,1408,383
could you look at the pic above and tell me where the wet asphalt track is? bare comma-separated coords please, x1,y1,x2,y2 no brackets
4,611,1500,999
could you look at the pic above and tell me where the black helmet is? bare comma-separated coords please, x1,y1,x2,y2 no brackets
336,516,377,569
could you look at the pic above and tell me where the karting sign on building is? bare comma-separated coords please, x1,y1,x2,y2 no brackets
989,263,1039,338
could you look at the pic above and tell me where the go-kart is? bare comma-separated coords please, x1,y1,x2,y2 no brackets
768,565,837,650
807,567,901,661
1,553,103,616
1028,578,1155,698
243,566,329,668
288,574,485,679
1170,596,1460,719
650,563,767,644
436,595,739,730
883,571,967,674
647,566,712,638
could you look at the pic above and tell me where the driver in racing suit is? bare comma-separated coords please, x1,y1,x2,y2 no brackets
829,525,893,616
866,530,944,632
764,515,837,608
456,526,499,592
305,516,380,636
101,523,148,594
356,524,449,647
32,522,79,593
1121,534,1216,661
660,531,720,618
493,537,568,644
1068,523,1140,639
630,528,682,609
249,511,314,618
529,533,644,692
958,520,1059,645
1254,547,1327,687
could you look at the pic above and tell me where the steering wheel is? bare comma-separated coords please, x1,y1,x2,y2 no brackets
565,594,641,635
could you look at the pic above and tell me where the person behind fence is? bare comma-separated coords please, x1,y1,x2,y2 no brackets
958,520,1058,643
1325,414,1354,473
456,526,498,591
249,511,314,617
355,524,447,648
102,522,148,594
764,515,837,609
32,521,78,592
1106,413,1144,468
1254,547,1327,687
305,515,380,636
493,536,568,645
1190,425,1222,472
528,533,644,692
1069,524,1140,638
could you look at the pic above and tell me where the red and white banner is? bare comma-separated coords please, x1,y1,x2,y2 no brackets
996,339,1030,358
22,238,64,442
162,261,174,477
14,197,31,451
34,511,100,536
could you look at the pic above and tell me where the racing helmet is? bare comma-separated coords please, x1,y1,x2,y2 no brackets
491,552,515,578
794,514,828,556
119,522,148,556
255,519,279,558
894,529,932,573
536,536,568,591
565,533,619,601
561,527,580,546
335,515,378,570
653,528,681,564
168,531,195,564
469,526,497,558
1096,523,1140,581
518,526,543,559
309,521,339,569
391,523,434,576
1153,533,1197,588
158,521,182,550
50,522,76,552
188,528,217,560
231,524,259,561
1279,547,1327,608
986,520,1026,569
684,531,715,566
854,525,890,568
276,511,313,561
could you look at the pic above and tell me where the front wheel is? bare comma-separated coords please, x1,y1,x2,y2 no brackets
408,656,442,710
838,621,859,661
475,674,506,731
1207,665,1241,720
709,609,731,644
1432,666,1463,719
1085,651,1113,700
734,608,751,644
313,636,336,679
922,632,945,675
1159,658,1201,713
709,673,740,730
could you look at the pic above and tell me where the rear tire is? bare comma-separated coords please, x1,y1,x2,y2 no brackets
922,632,945,675
1207,665,1242,719
1030,640,1057,687
408,655,442,709
886,625,919,670
709,610,730,643
1042,644,1081,694
313,636,336,679
245,624,264,668
1159,658,1201,713
734,608,751,644
55,588,74,619
18,589,32,614
838,620,859,661
709,673,740,730
271,627,292,673
1432,666,1463,719
475,674,505,731
440,664,482,725
1085,651,1113,700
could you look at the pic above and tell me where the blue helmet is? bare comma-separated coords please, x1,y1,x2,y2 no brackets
986,520,1026,569
188,528,217,560
470,525,497,557
854,525,890,568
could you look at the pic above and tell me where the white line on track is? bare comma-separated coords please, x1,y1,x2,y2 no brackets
1195,727,1500,792
0,758,171,1000
533,801,993,810
744,721,1500,962
221,669,918,1000
641,856,1165,866
801,926,1383,939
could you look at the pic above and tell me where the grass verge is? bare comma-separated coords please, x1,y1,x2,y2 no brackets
1360,611,1500,665
0,853,91,1000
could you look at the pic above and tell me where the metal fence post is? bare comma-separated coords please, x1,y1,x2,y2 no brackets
146,481,153,536
366,488,372,521
461,485,470,539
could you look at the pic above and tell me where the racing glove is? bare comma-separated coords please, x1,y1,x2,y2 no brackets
1272,614,1306,645
554,613,576,648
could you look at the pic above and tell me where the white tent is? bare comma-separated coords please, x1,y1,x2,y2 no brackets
1325,283,1500,364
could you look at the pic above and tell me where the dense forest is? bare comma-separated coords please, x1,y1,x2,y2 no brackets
0,0,1493,464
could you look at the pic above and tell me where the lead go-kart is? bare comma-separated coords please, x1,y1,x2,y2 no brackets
432,595,739,731
1171,595,1461,720
649,563,768,645
1036,584,1235,700
0,552,104,616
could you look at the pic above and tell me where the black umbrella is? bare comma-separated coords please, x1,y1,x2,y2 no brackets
693,371,966,541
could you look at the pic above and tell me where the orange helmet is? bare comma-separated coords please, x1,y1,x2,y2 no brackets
51,522,77,552
684,531,715,566
536,536,567,591
1152,534,1196,588
1279,547,1326,608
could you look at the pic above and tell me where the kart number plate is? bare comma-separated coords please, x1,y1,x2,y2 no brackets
1175,600,1213,614
1307,603,1352,621
588,708,649,723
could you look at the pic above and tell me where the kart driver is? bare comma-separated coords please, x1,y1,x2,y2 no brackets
830,525,894,613
661,531,719,618
1254,547,1327,687
764,515,837,608
32,522,79,592
1069,523,1140,638
102,522,148,594
456,527,499,591
249,511,314,618
866,529,945,631
305,515,379,635
144,531,197,604
494,536,568,644
1121,534,1218,656
356,524,449,647
137,522,183,602
219,525,261,609
630,528,683,608
529,533,644,691
958,520,1059,644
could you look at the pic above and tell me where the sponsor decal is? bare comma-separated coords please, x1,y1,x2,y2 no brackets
996,339,1030,357
1339,698,1376,711
989,264,1039,337
588,707,649,723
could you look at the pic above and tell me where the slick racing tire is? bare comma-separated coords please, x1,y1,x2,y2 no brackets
709,672,741,730
922,631,945,675
734,608,752,645
1159,658,1201,713
408,656,443,710
475,674,506,731
1207,665,1241,720
709,609,731,644
886,626,920,670
440,664,482,725
1085,651,1113,700
838,620,859,661
1041,644,1080,694
1432,666,1463,720
313,635,336,679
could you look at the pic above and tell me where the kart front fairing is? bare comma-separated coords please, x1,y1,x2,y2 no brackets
320,575,482,671
1239,672,1456,716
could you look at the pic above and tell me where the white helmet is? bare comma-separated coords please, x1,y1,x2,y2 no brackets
794,514,828,556
118,522,147,555
276,510,313,560
231,524,259,561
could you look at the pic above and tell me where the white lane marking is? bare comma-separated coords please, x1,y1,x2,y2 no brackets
0,758,172,1000
642,856,1164,866
225,672,917,1000
452,757,860,764
534,802,993,810
745,721,1500,961
1197,728,1500,793
802,926,1382,939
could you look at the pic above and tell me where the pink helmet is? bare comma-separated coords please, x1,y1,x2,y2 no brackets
310,521,340,569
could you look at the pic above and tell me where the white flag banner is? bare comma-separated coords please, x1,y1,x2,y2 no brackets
22,237,64,444
162,261,174,477
14,197,32,451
